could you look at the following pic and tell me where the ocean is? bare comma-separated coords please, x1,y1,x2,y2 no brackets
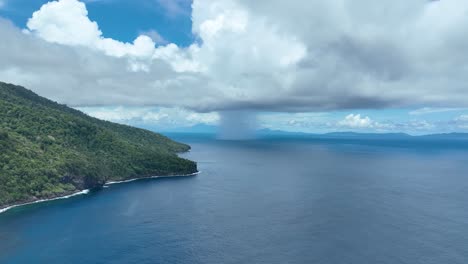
1,134,467,263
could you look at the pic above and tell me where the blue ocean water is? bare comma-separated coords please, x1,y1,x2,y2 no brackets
1,135,468,263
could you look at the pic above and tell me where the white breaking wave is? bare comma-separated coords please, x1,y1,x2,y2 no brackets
105,171,201,186
0,189,90,214
0,172,201,214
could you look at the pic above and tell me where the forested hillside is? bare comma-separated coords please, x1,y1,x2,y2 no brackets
0,82,197,208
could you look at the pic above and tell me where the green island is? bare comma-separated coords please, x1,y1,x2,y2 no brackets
0,81,197,209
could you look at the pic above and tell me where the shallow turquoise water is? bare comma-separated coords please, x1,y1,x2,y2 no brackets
1,135,468,263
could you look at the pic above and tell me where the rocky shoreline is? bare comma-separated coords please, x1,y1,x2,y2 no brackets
0,171,200,214
0,189,90,214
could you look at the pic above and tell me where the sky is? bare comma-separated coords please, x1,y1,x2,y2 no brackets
1,0,468,135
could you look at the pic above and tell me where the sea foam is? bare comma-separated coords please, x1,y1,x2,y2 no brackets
105,171,201,186
0,172,200,214
0,189,90,214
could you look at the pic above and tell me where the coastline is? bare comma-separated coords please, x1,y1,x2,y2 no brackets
105,171,200,185
0,171,200,215
0,189,90,214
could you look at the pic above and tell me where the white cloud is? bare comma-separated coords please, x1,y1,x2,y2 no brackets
456,115,468,122
337,114,374,128
453,115,468,129
26,0,156,59
76,106,465,134
26,0,101,47
77,106,220,128
334,114,396,131
152,43,203,72
140,29,167,45
2,0,468,114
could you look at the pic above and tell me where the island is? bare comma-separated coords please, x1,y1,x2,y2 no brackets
0,81,197,211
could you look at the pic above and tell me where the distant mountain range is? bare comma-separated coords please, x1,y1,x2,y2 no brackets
161,125,468,140
257,129,411,138
257,129,468,140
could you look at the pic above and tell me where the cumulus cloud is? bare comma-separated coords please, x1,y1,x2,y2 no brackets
26,0,157,59
334,114,393,131
333,113,444,133
2,0,468,113
337,114,375,129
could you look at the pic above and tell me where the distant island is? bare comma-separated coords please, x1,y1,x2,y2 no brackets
0,82,197,210
162,125,468,141
256,129,468,140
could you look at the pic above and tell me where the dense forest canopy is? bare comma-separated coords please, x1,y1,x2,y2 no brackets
0,82,197,207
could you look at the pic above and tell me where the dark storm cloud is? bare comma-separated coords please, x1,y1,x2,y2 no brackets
1,0,468,113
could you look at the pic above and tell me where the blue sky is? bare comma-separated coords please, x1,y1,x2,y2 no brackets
1,0,468,135
0,0,194,45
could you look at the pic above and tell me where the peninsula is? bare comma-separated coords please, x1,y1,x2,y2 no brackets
0,82,197,210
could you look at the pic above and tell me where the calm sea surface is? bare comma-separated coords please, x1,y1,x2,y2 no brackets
1,135,468,263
